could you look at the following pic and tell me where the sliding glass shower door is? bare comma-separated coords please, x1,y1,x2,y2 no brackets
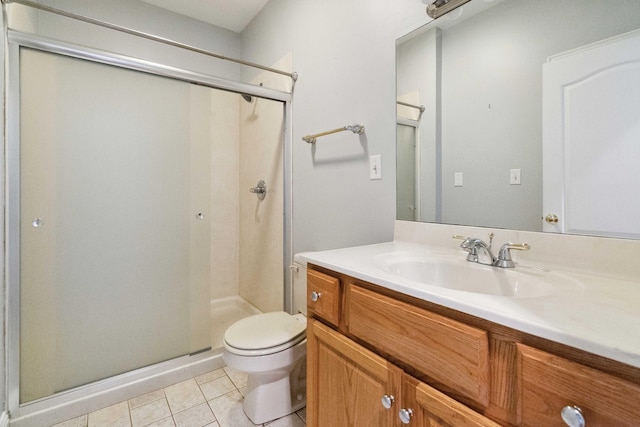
18,48,211,403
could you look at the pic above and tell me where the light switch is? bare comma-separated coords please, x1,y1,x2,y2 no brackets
510,168,521,185
454,172,463,187
370,155,382,180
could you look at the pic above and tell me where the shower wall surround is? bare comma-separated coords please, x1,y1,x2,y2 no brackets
239,53,291,313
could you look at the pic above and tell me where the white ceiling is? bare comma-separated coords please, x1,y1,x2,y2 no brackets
139,0,269,33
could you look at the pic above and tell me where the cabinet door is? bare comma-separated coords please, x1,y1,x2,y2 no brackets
402,374,501,427
307,319,401,427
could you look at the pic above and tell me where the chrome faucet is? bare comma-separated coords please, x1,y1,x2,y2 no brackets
459,237,497,266
454,235,530,268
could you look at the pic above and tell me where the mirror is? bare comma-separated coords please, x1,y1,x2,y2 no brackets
397,0,640,238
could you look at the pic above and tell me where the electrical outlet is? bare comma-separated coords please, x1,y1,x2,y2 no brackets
510,168,521,185
370,155,382,180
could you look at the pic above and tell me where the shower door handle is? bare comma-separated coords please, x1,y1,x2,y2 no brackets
249,180,267,200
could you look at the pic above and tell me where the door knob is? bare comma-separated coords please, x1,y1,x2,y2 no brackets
545,213,559,223
310,291,321,302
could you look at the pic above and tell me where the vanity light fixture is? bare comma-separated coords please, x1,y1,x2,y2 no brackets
425,0,472,19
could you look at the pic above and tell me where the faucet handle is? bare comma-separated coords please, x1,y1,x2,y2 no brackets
456,236,482,262
496,242,530,268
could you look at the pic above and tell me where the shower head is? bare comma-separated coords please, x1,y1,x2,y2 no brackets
241,94,253,103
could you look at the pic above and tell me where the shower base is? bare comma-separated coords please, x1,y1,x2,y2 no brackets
210,296,262,350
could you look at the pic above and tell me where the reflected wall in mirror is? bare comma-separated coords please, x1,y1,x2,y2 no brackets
397,0,640,238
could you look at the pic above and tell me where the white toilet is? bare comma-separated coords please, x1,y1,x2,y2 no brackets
222,254,308,424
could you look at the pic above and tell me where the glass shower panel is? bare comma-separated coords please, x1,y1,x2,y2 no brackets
397,124,418,221
19,49,210,403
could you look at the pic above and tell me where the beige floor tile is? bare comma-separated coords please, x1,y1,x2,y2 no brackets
130,398,171,427
129,389,165,410
144,417,176,427
264,414,306,427
52,414,88,427
70,366,304,427
222,366,248,390
195,369,226,385
296,407,306,423
164,379,206,413
199,376,236,401
173,402,216,427
207,391,254,427
88,401,131,427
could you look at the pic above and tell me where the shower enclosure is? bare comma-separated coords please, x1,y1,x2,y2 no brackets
6,31,292,422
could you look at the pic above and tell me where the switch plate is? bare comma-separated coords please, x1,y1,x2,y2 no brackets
454,172,463,187
370,155,382,180
510,168,521,185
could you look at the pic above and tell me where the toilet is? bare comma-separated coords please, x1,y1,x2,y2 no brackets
222,254,308,424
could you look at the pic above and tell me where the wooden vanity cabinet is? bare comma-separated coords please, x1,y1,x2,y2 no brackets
307,318,498,427
306,266,640,427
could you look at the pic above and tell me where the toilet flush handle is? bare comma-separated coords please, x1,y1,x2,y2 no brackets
310,291,321,302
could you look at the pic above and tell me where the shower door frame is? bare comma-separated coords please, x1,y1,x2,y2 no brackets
5,30,294,421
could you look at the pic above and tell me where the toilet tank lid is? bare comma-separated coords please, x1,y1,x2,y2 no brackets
224,311,306,351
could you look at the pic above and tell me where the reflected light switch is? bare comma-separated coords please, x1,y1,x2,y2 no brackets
454,172,463,187
510,168,521,185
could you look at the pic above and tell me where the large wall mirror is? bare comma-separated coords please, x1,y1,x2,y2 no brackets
397,0,640,239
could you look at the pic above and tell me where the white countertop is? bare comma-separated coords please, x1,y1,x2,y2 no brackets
302,240,640,369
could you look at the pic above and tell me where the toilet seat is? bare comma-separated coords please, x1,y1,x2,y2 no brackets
224,311,306,356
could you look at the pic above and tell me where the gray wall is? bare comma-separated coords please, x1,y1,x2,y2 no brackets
241,0,431,253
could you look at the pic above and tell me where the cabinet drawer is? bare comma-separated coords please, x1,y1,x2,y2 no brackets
518,344,640,426
307,269,341,326
347,285,489,405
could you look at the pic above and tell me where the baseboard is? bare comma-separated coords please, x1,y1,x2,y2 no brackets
0,411,9,427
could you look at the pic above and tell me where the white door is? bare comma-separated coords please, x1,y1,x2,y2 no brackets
543,29,640,238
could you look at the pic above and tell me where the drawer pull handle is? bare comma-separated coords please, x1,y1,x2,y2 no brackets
561,405,585,427
310,291,321,302
381,394,394,409
399,408,413,424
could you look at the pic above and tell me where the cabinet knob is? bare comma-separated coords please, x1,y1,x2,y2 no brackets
310,291,321,302
399,408,413,424
561,405,585,427
381,394,394,409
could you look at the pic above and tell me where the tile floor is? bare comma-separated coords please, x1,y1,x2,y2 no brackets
52,366,306,427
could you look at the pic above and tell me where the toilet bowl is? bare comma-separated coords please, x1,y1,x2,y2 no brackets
222,254,310,424
223,311,307,424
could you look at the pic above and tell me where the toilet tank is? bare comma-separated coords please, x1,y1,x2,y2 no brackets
291,253,309,315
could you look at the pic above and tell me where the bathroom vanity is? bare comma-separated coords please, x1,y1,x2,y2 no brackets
304,225,640,427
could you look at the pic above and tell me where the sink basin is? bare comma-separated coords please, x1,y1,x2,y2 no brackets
376,255,556,298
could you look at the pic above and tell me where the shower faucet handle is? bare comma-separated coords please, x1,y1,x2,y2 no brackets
249,180,267,200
